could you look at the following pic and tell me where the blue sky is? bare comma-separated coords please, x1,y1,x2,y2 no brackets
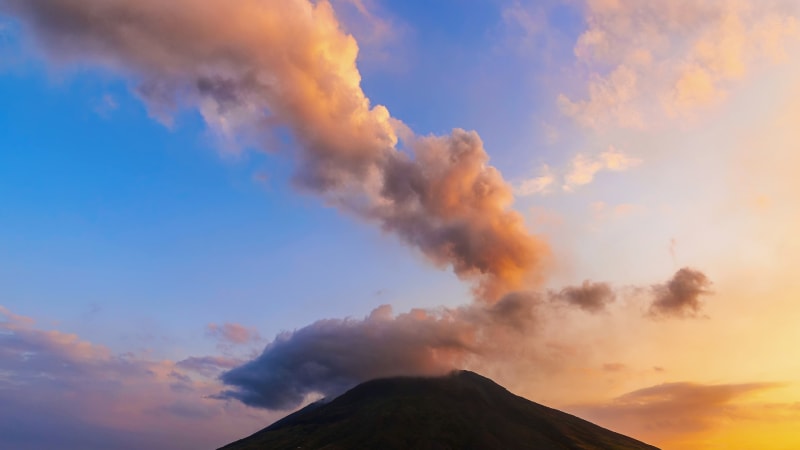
2,1,800,448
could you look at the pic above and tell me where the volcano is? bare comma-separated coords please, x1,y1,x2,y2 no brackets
219,370,658,450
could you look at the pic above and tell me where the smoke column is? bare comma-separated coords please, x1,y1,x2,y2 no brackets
1,0,549,301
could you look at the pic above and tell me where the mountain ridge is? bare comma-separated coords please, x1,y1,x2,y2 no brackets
220,370,659,450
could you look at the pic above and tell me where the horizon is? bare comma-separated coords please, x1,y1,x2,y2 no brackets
2,1,800,449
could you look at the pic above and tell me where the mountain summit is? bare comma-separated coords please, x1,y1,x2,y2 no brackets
220,370,659,450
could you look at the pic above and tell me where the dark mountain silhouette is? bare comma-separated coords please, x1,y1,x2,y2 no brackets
219,370,659,450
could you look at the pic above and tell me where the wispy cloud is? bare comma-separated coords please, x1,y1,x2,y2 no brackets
91,93,118,118
563,147,641,191
206,322,262,345
516,147,640,196
0,306,274,450
601,362,627,372
176,355,244,378
515,164,555,196
330,0,404,67
560,0,800,129
571,380,788,444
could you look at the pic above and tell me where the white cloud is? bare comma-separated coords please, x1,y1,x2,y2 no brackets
515,148,640,196
515,164,555,196
563,146,641,191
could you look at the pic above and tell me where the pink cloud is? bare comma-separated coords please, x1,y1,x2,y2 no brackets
0,306,276,450
207,323,262,345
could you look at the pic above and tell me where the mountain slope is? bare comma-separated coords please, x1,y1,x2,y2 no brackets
220,370,659,450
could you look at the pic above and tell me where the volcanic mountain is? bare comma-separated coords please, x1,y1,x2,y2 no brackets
219,370,659,450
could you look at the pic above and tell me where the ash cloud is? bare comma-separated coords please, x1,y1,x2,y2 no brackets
217,294,539,410
649,267,713,318
550,280,616,313
1,0,548,301
215,270,716,412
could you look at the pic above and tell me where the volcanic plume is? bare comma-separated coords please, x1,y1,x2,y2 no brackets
1,0,548,301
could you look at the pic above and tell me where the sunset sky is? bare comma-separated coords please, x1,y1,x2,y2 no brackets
1,1,800,449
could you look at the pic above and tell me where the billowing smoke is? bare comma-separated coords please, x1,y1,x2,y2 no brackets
649,268,713,318
217,267,714,411
550,281,616,313
1,0,548,300
546,269,715,317
217,293,539,410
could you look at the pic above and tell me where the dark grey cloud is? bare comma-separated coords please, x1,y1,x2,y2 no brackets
550,280,616,312
217,293,540,410
649,267,713,318
217,268,718,411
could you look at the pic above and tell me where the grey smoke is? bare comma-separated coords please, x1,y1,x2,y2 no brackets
649,267,713,318
217,293,539,410
1,0,549,301
550,280,616,313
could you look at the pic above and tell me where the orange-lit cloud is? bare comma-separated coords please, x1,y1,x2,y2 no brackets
570,381,793,447
563,146,641,191
1,2,799,450
516,146,640,196
560,0,800,128
2,0,549,302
